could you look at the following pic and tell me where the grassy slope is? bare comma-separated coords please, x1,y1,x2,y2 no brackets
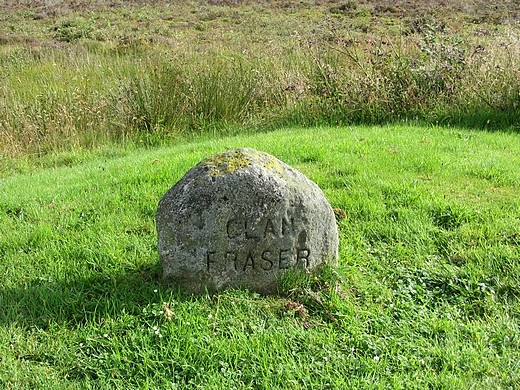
1,125,519,388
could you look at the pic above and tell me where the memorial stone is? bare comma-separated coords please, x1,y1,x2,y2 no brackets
156,148,338,294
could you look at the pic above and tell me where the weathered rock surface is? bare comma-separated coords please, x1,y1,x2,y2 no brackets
156,148,338,294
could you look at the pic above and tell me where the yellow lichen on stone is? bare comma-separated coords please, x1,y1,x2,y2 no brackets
198,148,285,177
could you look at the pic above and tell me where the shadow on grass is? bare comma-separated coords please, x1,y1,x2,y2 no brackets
0,262,195,329
1,262,336,330
436,109,520,133
267,105,520,137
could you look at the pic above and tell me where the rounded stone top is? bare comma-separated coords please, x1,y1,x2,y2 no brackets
198,148,284,177
156,148,339,294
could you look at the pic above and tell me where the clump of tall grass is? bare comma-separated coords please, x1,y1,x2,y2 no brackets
120,53,267,138
0,17,518,160
289,17,519,127
0,45,136,157
244,20,515,130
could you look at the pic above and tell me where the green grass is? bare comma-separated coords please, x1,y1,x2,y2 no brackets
1,125,519,388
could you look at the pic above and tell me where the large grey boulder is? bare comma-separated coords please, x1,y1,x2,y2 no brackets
156,148,338,294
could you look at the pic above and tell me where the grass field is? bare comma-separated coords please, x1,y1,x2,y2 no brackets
1,125,519,388
0,0,519,162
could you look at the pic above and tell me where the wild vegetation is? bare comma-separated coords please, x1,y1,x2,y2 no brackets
0,0,519,164
1,125,519,388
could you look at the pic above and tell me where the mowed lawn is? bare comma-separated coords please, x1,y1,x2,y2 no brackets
1,125,519,389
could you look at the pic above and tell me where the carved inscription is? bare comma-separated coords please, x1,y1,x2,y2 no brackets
206,217,310,273
206,247,310,272
226,217,296,240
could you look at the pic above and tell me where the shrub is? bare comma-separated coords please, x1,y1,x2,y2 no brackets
52,17,94,42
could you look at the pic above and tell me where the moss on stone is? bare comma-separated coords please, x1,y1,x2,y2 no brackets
198,148,285,177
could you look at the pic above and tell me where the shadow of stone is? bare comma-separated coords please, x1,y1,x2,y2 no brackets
0,262,190,329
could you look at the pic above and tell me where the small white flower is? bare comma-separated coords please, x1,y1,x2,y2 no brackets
208,314,213,319
420,359,425,365
373,355,380,362
159,334,163,338
152,326,158,331
103,334,108,338
154,289,158,293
